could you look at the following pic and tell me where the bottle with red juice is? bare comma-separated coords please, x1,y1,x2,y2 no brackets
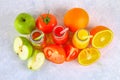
52,26,69,45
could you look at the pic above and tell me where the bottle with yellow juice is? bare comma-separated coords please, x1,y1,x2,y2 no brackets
72,29,91,49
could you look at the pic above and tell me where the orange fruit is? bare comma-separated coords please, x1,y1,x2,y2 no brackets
78,48,100,66
90,26,113,48
64,8,89,32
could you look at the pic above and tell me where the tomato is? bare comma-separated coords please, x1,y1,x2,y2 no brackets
36,14,57,33
43,44,66,64
64,44,79,61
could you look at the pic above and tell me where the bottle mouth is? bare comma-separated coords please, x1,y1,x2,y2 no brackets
30,29,44,44
76,29,89,41
53,26,67,38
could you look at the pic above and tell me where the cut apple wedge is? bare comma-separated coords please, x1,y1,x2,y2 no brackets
27,50,45,70
13,36,33,60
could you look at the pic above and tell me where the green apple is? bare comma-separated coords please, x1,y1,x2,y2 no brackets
14,13,35,34
13,36,33,60
27,50,45,70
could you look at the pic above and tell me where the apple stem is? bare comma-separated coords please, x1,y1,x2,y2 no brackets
60,28,69,35
21,17,26,22
29,67,32,70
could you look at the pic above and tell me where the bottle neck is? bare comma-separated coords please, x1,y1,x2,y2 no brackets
76,30,89,41
30,29,44,44
53,26,67,38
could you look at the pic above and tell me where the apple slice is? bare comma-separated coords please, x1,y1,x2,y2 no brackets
27,50,45,70
13,36,33,60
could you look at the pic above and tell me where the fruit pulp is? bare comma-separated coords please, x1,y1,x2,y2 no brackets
90,26,113,48
27,50,45,70
44,44,66,64
78,48,100,66
92,30,113,48
13,36,33,60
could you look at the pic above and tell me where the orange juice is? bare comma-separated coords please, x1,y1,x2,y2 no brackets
72,29,90,49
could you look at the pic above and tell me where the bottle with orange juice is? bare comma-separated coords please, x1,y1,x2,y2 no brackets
72,29,92,49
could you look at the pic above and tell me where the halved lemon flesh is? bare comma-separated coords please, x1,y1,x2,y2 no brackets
92,30,113,48
78,48,100,66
